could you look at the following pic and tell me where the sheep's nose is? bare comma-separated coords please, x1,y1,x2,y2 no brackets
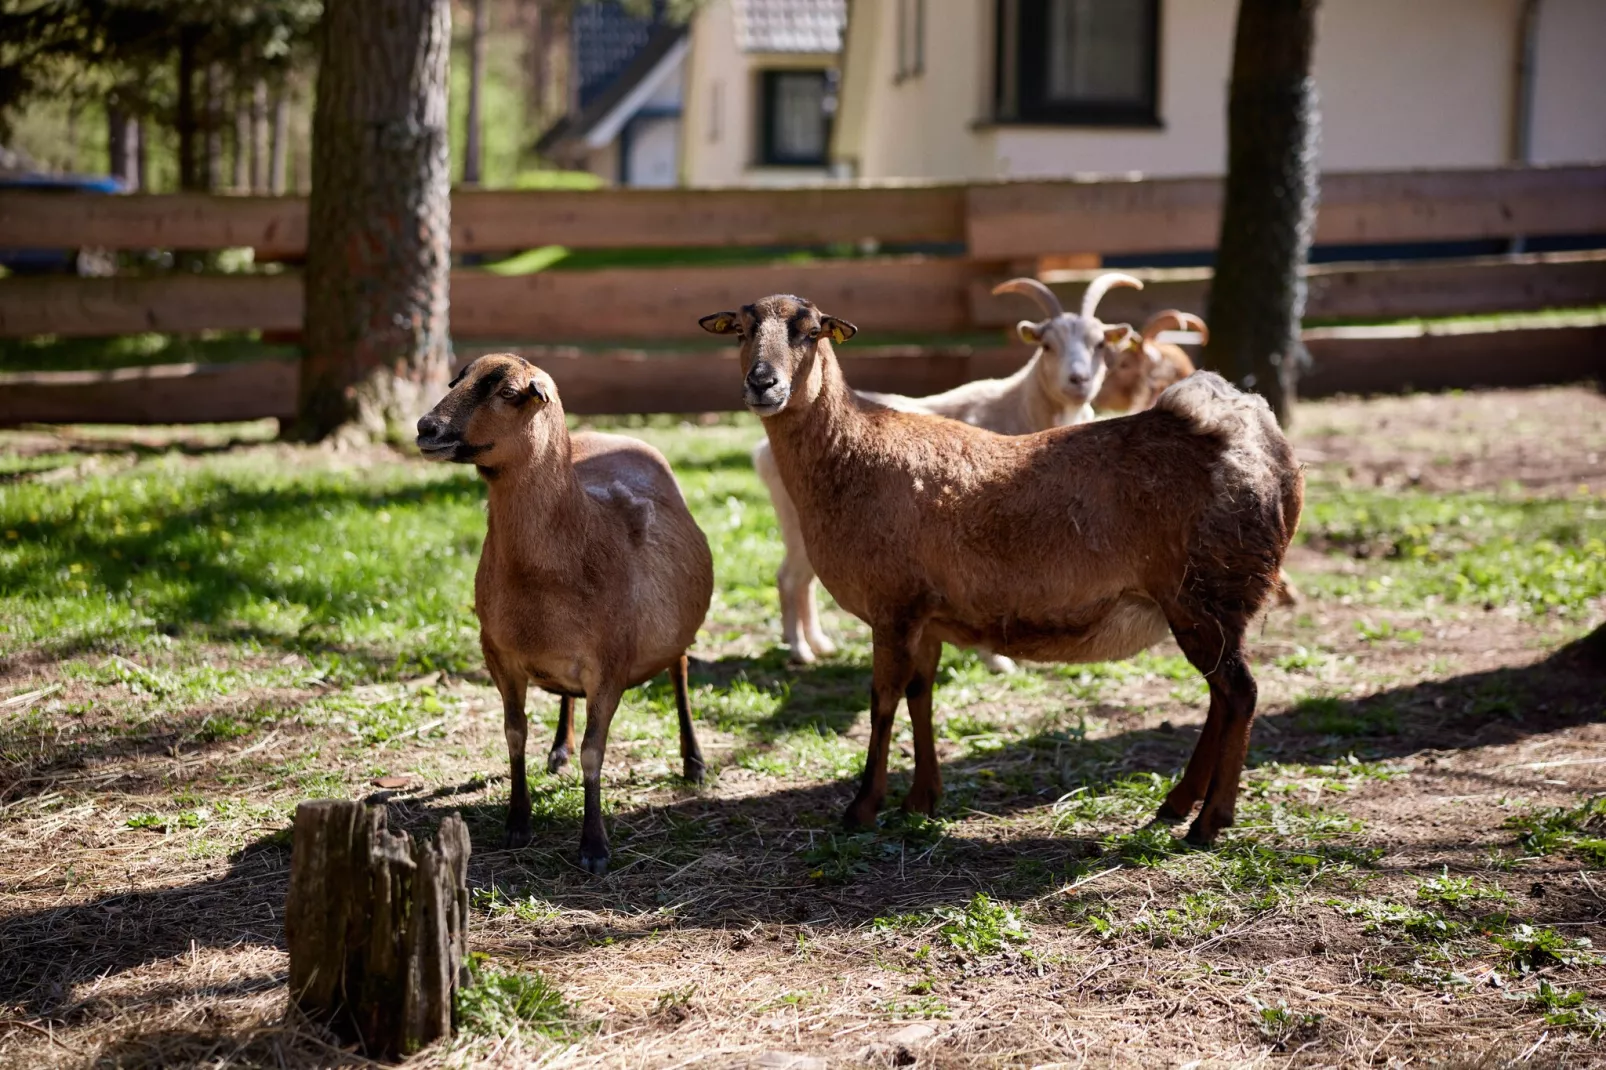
747,364,780,391
417,414,443,439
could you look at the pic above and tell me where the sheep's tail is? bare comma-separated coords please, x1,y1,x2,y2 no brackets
1080,272,1144,318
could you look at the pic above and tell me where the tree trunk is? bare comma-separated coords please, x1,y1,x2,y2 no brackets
285,800,470,1059
176,27,201,190
1202,0,1321,426
107,105,138,189
134,118,147,191
233,88,250,190
296,0,454,442
252,77,270,192
204,64,224,190
270,85,290,194
463,0,488,186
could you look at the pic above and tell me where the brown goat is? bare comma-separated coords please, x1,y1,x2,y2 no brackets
700,296,1303,844
1093,309,1203,414
417,355,713,874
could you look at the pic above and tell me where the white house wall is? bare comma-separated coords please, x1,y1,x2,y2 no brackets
836,0,1606,181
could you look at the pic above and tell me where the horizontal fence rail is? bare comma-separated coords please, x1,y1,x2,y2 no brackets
5,250,1601,342
4,322,1599,427
3,165,1602,259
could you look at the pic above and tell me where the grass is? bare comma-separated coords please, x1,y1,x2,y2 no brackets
2,386,1604,1067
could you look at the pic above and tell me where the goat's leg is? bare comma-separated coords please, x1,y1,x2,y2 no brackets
547,695,576,775
980,650,1018,674
844,630,917,829
756,441,831,661
485,644,532,848
577,682,623,875
1186,648,1257,845
900,635,945,817
671,653,706,783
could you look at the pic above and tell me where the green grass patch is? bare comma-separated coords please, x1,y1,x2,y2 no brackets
455,953,580,1039
1505,795,1606,866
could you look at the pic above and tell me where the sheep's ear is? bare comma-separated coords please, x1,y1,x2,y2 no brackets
528,379,550,404
1016,319,1045,346
699,311,741,335
819,316,856,344
1104,324,1139,350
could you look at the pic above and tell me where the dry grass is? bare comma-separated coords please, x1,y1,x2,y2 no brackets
2,385,1605,1069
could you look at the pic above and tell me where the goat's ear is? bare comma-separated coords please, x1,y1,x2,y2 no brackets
819,316,856,345
1016,319,1045,346
699,311,741,335
1104,324,1139,351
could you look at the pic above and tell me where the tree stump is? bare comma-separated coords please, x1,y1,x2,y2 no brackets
285,800,470,1058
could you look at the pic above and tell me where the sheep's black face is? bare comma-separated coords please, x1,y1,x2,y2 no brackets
699,295,856,417
417,354,553,468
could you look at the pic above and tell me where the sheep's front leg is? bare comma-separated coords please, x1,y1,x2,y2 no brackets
671,654,706,784
485,646,532,848
547,695,576,775
578,682,623,875
900,635,944,817
844,631,917,829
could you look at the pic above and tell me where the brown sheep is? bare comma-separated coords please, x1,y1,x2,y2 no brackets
1093,309,1204,415
416,354,713,874
700,296,1303,845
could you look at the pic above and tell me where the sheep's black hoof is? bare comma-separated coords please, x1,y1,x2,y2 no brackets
578,843,611,876
682,757,706,784
1146,807,1187,829
841,802,879,831
1183,816,1225,847
503,825,533,850
546,746,571,775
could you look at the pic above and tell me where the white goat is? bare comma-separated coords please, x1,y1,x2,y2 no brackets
753,272,1144,669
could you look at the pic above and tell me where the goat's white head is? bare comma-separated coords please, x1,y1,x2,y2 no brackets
993,273,1144,408
698,294,857,417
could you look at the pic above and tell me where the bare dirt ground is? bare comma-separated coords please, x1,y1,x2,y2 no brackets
1,386,1604,1069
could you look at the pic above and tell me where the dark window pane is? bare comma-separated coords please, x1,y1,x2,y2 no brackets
766,71,829,164
1046,0,1149,104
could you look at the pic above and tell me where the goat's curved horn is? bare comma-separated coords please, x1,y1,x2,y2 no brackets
991,277,1064,319
1141,310,1210,344
1080,272,1145,319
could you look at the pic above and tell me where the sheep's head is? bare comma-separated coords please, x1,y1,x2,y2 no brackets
699,294,856,417
1094,309,1206,414
415,353,559,472
993,273,1144,408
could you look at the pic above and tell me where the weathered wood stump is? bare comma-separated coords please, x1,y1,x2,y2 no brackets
285,800,470,1058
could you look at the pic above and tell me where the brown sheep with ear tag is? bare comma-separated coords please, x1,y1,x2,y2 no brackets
417,354,713,875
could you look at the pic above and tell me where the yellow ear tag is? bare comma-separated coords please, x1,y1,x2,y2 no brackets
829,324,850,344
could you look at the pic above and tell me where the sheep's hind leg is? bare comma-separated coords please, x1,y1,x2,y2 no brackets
577,683,623,875
671,654,706,783
1185,647,1257,845
547,695,576,775
900,635,944,817
759,446,832,661
844,630,917,829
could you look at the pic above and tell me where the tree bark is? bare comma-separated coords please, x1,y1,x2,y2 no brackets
176,27,201,190
285,800,470,1059
234,87,251,190
1202,0,1321,426
463,0,488,186
204,64,223,190
296,0,454,442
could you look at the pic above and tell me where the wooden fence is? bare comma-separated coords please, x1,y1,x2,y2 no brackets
1,163,1603,423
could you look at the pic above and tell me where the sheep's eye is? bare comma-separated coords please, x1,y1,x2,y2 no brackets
499,385,522,400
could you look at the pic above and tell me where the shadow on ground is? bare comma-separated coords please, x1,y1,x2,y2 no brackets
4,626,1602,1021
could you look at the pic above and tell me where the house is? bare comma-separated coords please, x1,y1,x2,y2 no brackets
536,0,848,188
830,0,1606,182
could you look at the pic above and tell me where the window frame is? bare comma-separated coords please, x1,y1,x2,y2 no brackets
994,0,1162,128
757,68,834,168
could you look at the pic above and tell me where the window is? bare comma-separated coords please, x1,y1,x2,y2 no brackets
995,0,1160,126
896,0,925,81
759,70,834,166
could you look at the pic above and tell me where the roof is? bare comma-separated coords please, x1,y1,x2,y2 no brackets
734,0,847,54
573,1,669,109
